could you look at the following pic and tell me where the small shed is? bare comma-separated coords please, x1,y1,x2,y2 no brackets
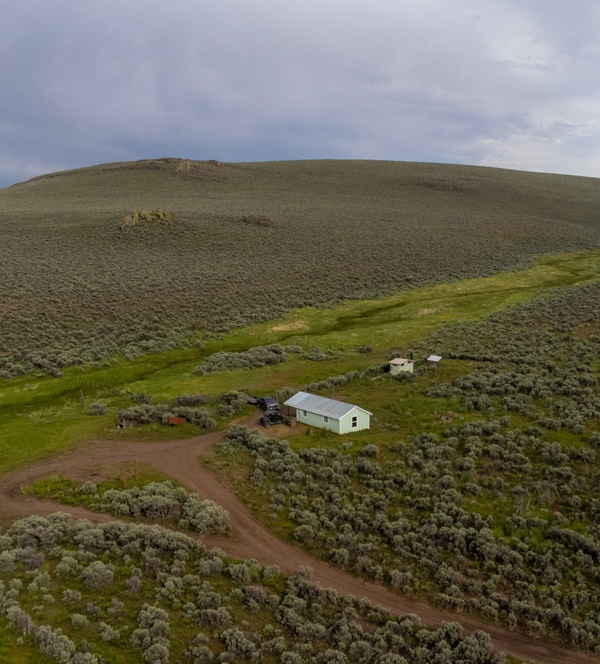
284,391,371,434
389,358,414,375
427,354,442,366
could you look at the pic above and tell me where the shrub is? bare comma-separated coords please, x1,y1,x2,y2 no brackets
81,561,114,590
98,622,120,642
193,345,287,375
86,402,108,416
300,347,340,362
132,392,153,405
176,394,207,407
360,444,379,458
70,614,89,629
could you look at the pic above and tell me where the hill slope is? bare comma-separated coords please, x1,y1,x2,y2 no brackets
1,158,599,376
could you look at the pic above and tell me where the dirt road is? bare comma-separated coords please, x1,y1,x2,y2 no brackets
0,418,597,664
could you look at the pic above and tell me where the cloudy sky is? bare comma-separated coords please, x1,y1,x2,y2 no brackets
1,0,599,187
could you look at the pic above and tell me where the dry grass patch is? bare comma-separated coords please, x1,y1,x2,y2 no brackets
120,208,176,230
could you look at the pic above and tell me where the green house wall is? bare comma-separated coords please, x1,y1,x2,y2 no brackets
339,407,370,434
295,406,370,435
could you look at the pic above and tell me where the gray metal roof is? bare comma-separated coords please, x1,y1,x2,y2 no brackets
284,392,371,419
427,355,442,362
284,391,311,407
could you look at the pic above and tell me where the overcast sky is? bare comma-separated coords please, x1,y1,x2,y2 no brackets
1,1,599,187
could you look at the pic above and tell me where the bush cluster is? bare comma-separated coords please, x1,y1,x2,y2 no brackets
300,347,341,362
117,403,216,430
0,512,505,663
220,419,600,650
193,344,287,375
70,481,231,535
421,281,600,435
116,389,251,427
274,365,384,405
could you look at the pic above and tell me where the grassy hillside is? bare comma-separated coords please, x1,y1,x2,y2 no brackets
1,158,599,378
2,159,600,662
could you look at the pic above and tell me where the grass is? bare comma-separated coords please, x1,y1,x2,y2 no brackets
0,514,507,664
0,248,598,474
2,158,600,386
208,365,481,534
22,465,173,505
224,248,600,350
4,157,598,664
0,619,44,664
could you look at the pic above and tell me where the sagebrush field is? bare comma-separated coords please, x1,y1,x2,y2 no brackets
214,279,600,650
1,158,599,377
2,159,600,663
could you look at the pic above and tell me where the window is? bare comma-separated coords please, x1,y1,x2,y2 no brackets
323,416,329,423
351,416,358,428
302,410,308,417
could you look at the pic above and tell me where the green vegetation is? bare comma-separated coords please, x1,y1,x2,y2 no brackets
193,343,289,375
25,479,230,535
23,467,172,503
1,158,600,660
0,248,598,474
0,514,504,663
1,159,599,378
213,278,600,651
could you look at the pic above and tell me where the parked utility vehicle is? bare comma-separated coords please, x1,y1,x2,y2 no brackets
259,411,289,427
255,396,279,412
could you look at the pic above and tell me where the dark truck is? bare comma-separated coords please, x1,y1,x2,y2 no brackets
255,396,279,412
259,410,289,427
249,395,290,427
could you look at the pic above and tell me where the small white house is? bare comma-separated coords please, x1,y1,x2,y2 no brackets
389,357,414,375
427,354,442,366
284,391,371,434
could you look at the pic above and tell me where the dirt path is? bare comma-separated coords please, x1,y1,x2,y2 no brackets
0,418,597,664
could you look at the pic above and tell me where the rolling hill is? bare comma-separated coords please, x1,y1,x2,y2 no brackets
1,158,599,377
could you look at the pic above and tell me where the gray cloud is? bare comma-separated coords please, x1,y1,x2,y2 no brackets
1,0,599,187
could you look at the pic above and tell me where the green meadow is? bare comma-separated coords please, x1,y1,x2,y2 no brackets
0,248,598,474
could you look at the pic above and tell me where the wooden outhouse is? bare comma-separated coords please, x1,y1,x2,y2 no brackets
284,391,371,434
389,358,414,375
